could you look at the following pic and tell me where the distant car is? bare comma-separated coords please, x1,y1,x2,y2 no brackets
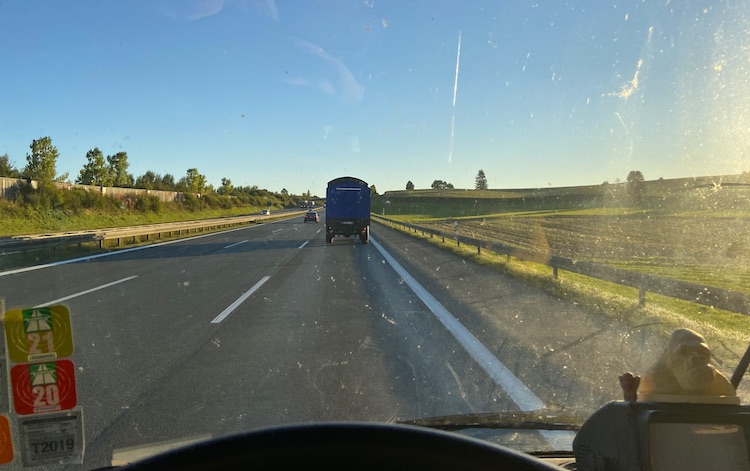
303,211,319,223
261,209,270,215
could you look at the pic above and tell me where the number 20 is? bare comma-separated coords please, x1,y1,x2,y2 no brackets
33,384,60,407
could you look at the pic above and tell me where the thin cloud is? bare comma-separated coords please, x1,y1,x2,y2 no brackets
283,77,309,87
164,0,279,22
185,0,226,20
246,0,279,22
318,80,336,96
295,40,365,105
261,0,280,22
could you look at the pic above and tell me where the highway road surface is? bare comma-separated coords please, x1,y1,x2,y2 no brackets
0,212,662,468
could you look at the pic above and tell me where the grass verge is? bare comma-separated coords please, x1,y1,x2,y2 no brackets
374,218,750,354
0,206,264,237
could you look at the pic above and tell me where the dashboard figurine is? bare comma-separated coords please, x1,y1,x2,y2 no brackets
619,372,641,401
637,328,738,403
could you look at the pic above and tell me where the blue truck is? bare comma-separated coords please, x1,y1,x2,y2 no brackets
325,177,370,244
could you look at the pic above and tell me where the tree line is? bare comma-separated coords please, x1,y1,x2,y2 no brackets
0,136,311,212
405,169,489,191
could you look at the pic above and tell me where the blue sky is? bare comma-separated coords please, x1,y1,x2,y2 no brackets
1,1,748,195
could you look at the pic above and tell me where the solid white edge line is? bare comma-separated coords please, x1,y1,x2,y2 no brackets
210,276,271,324
370,235,545,412
34,275,139,308
298,241,309,249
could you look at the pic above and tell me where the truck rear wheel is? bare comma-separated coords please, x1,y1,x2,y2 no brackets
360,226,369,244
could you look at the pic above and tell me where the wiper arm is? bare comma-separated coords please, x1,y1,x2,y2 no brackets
398,411,583,432
731,337,750,389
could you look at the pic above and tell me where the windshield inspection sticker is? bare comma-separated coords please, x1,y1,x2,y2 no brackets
10,360,77,415
18,409,84,466
0,415,14,464
4,306,74,363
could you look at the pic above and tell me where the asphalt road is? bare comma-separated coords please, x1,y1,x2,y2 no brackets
0,212,671,469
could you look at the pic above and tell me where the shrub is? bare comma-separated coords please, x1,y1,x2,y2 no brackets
15,181,64,210
135,195,162,212
60,187,119,212
179,193,201,211
201,193,220,209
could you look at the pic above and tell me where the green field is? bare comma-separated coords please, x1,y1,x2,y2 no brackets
373,175,750,282
372,174,750,347
374,173,750,220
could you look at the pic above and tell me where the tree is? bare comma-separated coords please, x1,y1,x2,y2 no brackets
107,151,133,187
135,171,160,190
0,154,20,178
180,168,207,194
77,147,109,185
280,188,289,195
405,180,414,190
161,173,176,191
369,184,378,195
431,180,454,190
219,178,234,195
23,136,59,181
475,169,488,190
626,170,646,206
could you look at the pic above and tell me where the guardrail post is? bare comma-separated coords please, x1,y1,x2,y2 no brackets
639,287,647,306
553,266,558,278
477,245,481,255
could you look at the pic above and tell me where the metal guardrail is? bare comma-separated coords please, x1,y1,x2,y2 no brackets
0,211,306,252
373,215,750,316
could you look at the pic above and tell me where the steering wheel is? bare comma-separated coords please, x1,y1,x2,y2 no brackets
121,422,562,470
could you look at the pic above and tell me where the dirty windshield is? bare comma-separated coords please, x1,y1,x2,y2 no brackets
0,1,749,469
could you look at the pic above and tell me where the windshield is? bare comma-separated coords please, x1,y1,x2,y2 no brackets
1,1,749,469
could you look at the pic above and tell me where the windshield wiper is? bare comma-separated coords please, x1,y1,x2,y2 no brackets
731,337,750,389
398,411,583,432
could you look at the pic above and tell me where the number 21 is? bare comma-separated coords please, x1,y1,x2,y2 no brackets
27,331,55,354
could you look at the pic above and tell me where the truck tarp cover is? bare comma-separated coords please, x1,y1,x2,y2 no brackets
326,177,369,220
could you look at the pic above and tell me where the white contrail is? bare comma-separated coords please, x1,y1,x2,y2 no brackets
452,30,462,107
449,30,462,162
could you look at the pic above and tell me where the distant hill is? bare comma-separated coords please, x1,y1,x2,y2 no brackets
383,174,750,198
375,173,750,217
